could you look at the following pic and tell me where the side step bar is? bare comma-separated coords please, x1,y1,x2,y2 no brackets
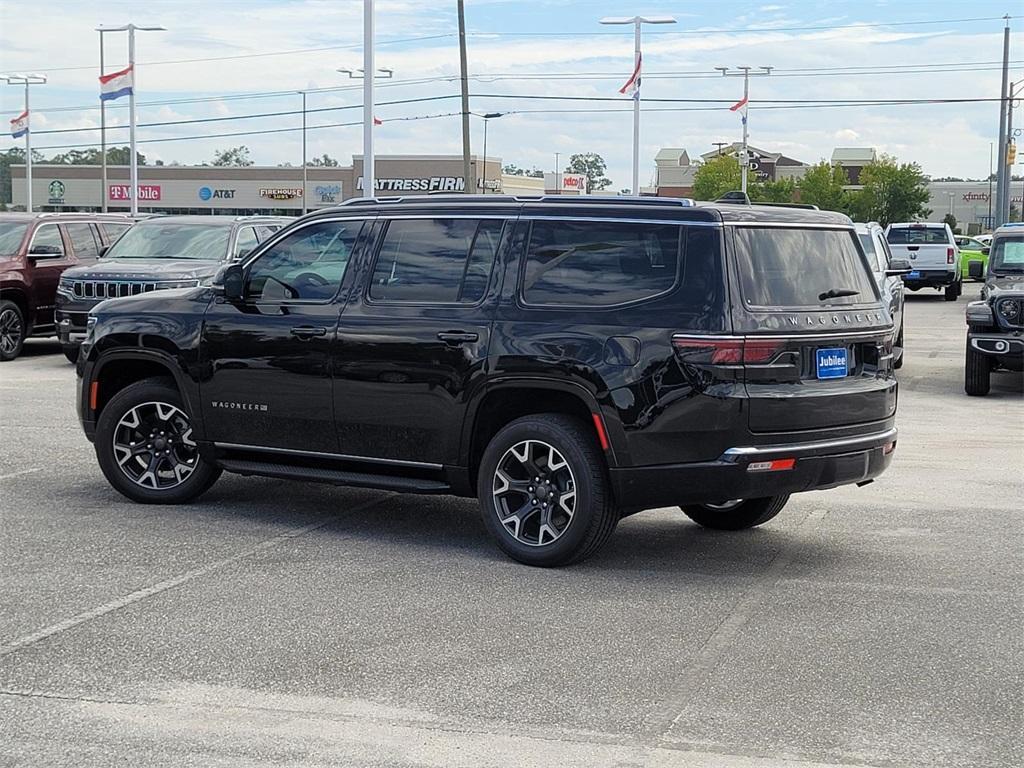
217,458,451,494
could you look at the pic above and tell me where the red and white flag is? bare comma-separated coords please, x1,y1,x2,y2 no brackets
618,52,642,100
99,65,134,102
10,110,28,139
729,95,749,124
373,116,383,126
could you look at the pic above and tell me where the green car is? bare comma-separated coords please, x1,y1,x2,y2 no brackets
955,235,989,280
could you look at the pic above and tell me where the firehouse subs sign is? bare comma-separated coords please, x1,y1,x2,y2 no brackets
259,188,304,201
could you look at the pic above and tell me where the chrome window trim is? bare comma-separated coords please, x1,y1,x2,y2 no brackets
212,442,443,470
521,215,721,228
721,427,898,459
725,221,855,230
26,222,66,257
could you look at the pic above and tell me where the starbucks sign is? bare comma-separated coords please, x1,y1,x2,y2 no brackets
48,180,66,205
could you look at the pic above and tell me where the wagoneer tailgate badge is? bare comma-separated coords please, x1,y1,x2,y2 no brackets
786,312,887,327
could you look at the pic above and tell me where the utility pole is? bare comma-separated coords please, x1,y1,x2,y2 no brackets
299,91,308,213
99,30,108,212
457,0,472,194
601,14,676,196
1,74,46,212
713,141,729,155
717,65,772,194
363,0,375,198
989,142,994,228
554,152,560,193
996,17,1010,225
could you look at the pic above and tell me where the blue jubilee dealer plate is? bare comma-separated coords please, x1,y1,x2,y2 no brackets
816,347,849,379
906,270,921,279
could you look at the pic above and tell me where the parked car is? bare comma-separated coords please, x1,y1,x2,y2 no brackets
56,214,291,361
975,234,993,247
857,222,909,369
0,212,134,361
964,222,1024,396
955,235,989,280
885,222,962,301
76,196,899,566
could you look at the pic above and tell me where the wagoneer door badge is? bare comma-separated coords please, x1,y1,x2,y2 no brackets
210,401,269,412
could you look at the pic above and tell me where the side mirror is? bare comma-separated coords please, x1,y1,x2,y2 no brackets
968,261,985,280
885,259,912,276
29,244,64,259
212,263,245,301
981,247,990,256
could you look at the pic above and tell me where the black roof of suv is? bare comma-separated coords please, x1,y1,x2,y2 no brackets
75,194,898,566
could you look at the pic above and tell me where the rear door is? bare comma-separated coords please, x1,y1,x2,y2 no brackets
886,224,955,274
729,225,897,432
25,223,72,330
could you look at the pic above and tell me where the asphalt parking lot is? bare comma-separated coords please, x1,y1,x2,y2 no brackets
1,292,1021,768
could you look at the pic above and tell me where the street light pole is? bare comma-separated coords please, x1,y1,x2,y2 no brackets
479,112,503,194
716,65,772,194
299,91,307,214
340,60,394,198
601,14,676,195
554,152,560,193
97,23,165,216
995,18,1010,225
99,30,108,212
1,73,46,212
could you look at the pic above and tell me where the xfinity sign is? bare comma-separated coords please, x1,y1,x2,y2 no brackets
357,176,466,192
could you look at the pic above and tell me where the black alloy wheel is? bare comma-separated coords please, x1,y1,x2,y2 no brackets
0,300,25,362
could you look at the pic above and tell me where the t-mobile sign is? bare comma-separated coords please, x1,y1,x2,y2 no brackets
109,184,162,201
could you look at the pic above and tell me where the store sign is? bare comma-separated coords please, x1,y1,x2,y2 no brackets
260,187,303,200
313,184,342,204
356,176,465,192
199,186,236,200
560,174,587,191
48,180,66,204
962,192,989,202
109,184,161,201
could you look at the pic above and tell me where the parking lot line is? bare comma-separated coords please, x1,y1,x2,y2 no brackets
0,468,42,481
0,495,389,659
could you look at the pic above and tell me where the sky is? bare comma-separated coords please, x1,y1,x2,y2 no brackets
0,0,1022,190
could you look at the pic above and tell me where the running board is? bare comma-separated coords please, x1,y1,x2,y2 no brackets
217,458,451,494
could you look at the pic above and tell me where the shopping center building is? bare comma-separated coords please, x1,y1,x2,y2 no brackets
10,155,586,214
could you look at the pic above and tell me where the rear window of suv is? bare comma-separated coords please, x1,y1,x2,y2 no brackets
522,220,680,306
886,227,949,245
733,227,876,308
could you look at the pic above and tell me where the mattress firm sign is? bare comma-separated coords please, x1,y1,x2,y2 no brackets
357,176,466,193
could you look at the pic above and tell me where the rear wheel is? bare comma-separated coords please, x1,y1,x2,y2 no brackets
944,282,959,301
477,414,617,567
681,495,789,531
95,378,221,503
0,300,25,362
894,321,905,370
964,340,991,397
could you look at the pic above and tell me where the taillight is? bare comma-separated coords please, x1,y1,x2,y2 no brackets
947,247,955,264
672,336,784,365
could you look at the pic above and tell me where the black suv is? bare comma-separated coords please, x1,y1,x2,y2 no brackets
964,223,1024,396
56,214,290,361
76,196,900,566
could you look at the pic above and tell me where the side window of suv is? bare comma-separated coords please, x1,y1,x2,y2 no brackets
65,223,101,260
29,224,65,256
245,219,364,302
369,218,502,304
522,219,680,306
233,226,259,259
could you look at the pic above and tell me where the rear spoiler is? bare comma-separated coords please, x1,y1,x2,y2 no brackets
712,191,819,210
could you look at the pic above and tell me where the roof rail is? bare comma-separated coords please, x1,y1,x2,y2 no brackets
751,202,820,210
331,193,698,207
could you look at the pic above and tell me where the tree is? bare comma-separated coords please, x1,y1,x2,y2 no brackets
691,154,742,200
565,152,611,191
211,145,254,167
942,213,958,233
47,146,145,166
307,153,339,167
847,155,931,226
104,146,147,166
0,147,45,206
751,178,796,204
798,161,850,213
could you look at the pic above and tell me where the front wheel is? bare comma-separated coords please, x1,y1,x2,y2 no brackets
95,378,221,503
477,414,617,567
964,340,991,397
0,300,25,362
681,495,790,531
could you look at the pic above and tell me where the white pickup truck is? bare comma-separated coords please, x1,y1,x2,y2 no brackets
885,222,962,301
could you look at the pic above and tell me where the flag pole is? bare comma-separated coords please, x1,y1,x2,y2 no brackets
128,26,138,215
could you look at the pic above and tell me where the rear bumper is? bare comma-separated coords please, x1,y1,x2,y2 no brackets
611,426,897,510
902,270,958,288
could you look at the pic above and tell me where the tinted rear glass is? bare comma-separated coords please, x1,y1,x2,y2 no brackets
523,220,680,306
105,224,230,260
733,227,877,308
0,222,28,256
886,227,949,245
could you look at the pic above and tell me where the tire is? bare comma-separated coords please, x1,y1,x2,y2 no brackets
62,345,79,364
964,340,991,397
477,413,617,567
944,283,958,301
681,495,790,531
95,377,221,504
0,300,25,362
894,321,905,370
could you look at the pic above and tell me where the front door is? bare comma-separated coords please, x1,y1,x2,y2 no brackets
200,217,370,452
333,216,506,466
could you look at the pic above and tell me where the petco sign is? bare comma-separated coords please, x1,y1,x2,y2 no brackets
560,174,587,191
109,184,162,201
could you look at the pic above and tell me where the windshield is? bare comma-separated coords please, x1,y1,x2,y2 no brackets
989,236,1024,273
734,227,878,308
0,222,29,256
886,227,949,245
104,223,230,260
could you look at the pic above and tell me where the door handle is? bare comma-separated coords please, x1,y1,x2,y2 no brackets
437,330,479,345
290,326,328,339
